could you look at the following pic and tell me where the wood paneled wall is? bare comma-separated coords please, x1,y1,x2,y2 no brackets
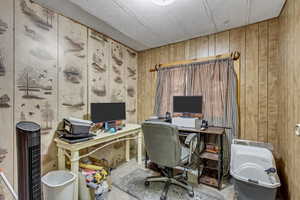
278,0,300,199
138,19,280,152
0,0,137,193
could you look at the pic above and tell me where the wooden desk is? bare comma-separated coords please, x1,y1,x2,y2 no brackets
178,127,225,135
178,127,225,190
54,123,142,200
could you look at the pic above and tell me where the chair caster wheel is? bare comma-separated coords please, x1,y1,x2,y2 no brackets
160,195,167,200
188,191,194,198
144,181,150,186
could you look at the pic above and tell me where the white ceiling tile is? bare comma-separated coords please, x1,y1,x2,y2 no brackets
69,0,285,50
206,0,248,32
249,0,285,23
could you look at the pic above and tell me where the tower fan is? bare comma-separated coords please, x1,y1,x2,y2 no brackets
16,121,41,200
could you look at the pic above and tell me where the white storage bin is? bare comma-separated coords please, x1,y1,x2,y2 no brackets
42,170,76,200
230,139,280,200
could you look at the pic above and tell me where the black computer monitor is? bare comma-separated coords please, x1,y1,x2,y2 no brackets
173,96,202,113
91,103,126,123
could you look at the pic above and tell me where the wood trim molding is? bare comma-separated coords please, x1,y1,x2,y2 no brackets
149,51,240,72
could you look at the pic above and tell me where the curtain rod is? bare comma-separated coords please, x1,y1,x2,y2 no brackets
149,51,240,72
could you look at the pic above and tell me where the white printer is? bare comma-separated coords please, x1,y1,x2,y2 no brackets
172,117,202,129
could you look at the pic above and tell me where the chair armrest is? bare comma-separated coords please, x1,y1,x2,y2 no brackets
184,134,198,164
184,133,198,146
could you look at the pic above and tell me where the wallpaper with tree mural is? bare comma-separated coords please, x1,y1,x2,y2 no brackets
0,0,14,195
0,0,137,193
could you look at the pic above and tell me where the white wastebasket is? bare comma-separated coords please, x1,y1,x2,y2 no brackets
42,170,76,200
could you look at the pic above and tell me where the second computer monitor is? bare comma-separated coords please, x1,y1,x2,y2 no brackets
173,96,202,114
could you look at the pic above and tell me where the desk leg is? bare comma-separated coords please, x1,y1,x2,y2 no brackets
126,137,130,162
71,151,79,200
137,131,142,165
57,147,66,170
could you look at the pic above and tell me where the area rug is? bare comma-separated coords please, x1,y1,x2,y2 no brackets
113,168,225,200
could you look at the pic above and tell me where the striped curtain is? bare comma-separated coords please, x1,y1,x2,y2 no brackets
154,58,238,175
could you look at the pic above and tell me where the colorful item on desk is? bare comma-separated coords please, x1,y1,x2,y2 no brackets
109,128,116,133
104,121,122,133
104,121,116,133
90,122,104,133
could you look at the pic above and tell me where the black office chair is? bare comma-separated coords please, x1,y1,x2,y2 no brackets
142,121,197,200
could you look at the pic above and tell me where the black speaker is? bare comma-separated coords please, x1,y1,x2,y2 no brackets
16,121,41,200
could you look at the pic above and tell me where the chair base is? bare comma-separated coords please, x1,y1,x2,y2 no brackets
144,168,194,200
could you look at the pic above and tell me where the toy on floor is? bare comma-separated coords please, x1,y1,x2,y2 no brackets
86,181,109,200
82,164,110,200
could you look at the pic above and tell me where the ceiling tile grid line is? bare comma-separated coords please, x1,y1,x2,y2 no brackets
203,0,218,33
111,0,165,46
109,0,190,47
161,6,191,41
246,0,251,25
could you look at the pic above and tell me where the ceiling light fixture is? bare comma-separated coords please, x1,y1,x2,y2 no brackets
152,0,175,6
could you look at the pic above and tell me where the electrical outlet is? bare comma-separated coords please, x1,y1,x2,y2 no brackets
295,124,300,136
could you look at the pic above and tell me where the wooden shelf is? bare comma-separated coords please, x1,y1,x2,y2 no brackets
199,175,219,188
199,152,219,161
176,126,224,189
203,166,218,170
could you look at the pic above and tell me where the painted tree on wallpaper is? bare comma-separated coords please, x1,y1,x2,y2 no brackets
17,65,54,98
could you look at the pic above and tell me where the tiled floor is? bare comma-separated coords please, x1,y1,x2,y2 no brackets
107,160,235,200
